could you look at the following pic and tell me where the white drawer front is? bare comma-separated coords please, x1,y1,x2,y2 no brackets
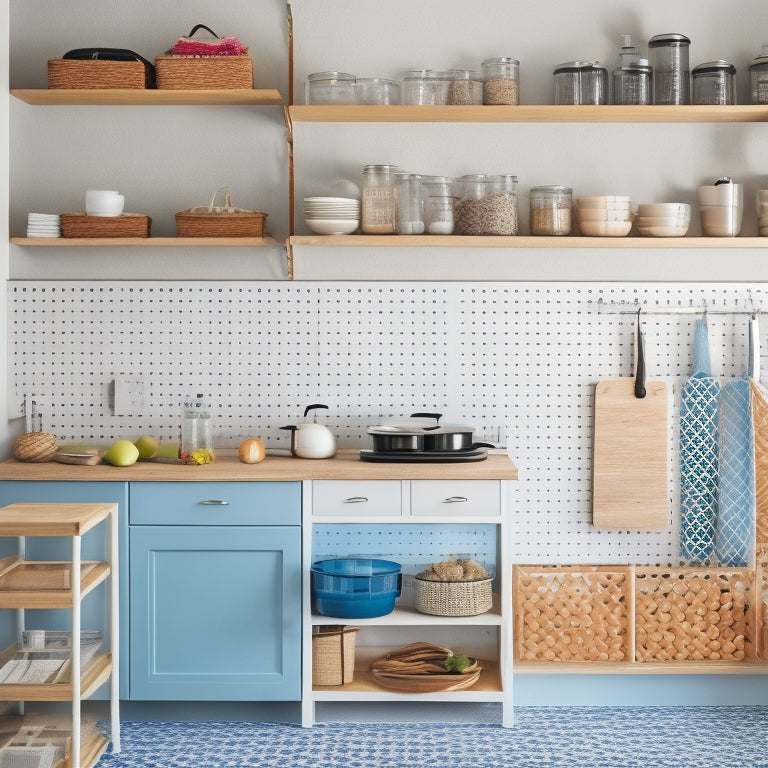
312,480,403,518
410,480,501,517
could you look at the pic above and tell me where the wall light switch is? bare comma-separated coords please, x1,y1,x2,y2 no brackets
113,378,145,416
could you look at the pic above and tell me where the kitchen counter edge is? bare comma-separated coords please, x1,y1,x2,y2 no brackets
0,452,518,482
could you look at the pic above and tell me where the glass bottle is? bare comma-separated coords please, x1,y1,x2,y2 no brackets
361,164,398,234
612,35,651,105
180,394,214,465
648,33,691,105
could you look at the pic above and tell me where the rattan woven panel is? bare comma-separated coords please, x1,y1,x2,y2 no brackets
634,567,756,662
513,565,632,662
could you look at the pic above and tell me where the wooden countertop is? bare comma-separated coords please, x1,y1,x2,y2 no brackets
0,451,518,482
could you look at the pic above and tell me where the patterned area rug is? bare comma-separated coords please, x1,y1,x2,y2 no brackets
96,706,768,768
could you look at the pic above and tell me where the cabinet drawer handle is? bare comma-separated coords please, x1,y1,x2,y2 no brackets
444,496,468,503
344,496,369,503
199,499,230,506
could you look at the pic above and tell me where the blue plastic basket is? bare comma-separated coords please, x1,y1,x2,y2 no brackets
311,558,402,618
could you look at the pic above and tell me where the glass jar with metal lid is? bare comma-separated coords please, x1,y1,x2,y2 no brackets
453,174,518,235
361,164,399,234
481,57,520,105
612,60,653,105
692,60,736,105
529,185,572,236
553,61,608,105
648,34,691,105
750,46,768,104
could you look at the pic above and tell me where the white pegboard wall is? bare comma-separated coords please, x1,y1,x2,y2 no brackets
8,281,768,565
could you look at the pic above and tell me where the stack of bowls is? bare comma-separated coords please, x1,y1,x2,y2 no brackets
635,203,691,237
304,197,360,235
574,195,633,237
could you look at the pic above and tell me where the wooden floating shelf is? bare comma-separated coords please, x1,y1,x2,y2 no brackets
289,104,768,124
290,235,768,249
11,88,283,106
11,236,282,247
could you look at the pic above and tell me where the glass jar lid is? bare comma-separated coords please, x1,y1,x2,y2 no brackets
553,61,606,74
482,57,520,66
530,185,572,194
306,71,356,82
692,60,736,75
363,164,400,173
648,33,691,47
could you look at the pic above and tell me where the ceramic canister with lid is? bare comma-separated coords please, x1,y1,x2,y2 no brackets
648,33,691,104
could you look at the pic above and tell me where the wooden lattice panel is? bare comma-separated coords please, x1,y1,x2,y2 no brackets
513,565,631,662
634,567,756,662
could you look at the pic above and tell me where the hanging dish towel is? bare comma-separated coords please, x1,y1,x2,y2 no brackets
714,317,756,567
679,316,720,564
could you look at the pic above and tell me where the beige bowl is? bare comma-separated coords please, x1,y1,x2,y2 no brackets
579,219,632,237
636,223,689,237
575,195,631,209
575,209,634,222
636,203,690,218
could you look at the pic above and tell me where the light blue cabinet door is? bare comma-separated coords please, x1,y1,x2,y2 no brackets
129,524,301,701
0,480,129,699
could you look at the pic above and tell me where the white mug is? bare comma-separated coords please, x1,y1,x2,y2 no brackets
86,190,125,217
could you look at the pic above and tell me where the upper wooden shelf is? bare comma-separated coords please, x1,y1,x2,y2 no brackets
288,104,768,123
10,88,283,106
290,235,768,249
11,236,282,247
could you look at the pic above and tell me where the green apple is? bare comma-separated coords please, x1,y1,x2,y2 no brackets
134,435,160,460
103,439,139,467
157,442,180,459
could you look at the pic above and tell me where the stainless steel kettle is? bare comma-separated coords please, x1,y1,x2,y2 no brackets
280,404,337,459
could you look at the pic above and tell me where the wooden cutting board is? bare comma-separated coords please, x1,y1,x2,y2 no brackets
592,377,669,529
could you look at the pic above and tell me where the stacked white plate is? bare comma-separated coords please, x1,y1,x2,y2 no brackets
304,196,360,235
635,203,690,237
26,213,61,238
574,196,633,237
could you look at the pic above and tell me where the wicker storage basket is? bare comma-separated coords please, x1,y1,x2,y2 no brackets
175,187,266,237
155,54,253,89
13,432,58,463
60,214,151,238
414,577,493,616
48,59,147,89
514,565,632,662
635,566,756,662
312,625,358,686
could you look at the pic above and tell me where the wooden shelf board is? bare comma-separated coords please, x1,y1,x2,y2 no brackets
290,235,768,249
11,88,283,106
0,561,110,608
289,104,768,124
514,660,768,675
11,236,282,247
0,502,114,536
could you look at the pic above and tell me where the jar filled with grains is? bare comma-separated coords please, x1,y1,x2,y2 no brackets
361,164,399,234
482,57,520,105
453,174,519,235
445,70,484,105
529,185,572,235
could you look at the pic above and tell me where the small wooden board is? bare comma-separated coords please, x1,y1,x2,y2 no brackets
592,377,669,529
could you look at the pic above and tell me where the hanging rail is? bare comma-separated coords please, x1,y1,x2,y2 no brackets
594,296,766,316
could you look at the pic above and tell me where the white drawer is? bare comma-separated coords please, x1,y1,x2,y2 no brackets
312,480,403,518
410,480,501,517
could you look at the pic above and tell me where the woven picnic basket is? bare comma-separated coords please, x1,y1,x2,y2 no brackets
175,187,267,237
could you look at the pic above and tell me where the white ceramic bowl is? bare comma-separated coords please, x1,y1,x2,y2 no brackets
306,218,360,235
636,203,690,218
578,220,632,237
85,190,124,217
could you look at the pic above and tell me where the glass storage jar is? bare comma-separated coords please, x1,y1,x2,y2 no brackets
453,174,519,235
481,57,520,105
401,69,438,105
749,47,768,104
361,164,398,234
422,176,454,234
612,60,653,104
445,70,484,105
648,33,690,105
692,60,736,105
553,62,608,105
305,71,356,104
355,77,401,105
394,173,425,234
529,185,573,236
180,394,214,465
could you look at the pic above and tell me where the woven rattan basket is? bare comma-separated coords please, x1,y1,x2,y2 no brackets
414,577,493,616
48,59,148,89
155,54,253,89
60,214,151,238
175,187,266,237
312,625,359,686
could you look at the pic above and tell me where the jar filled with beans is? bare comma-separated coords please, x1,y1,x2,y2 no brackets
482,58,520,105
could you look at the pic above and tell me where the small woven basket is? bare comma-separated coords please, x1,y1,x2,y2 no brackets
60,214,151,238
155,54,253,89
414,577,493,617
48,59,147,89
175,187,267,237
312,625,359,686
13,432,58,463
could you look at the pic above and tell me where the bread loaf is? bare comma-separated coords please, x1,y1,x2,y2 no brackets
13,432,59,463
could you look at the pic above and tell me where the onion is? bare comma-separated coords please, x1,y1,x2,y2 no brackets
238,438,266,464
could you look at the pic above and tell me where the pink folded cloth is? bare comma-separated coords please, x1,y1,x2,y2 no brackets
172,37,247,57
